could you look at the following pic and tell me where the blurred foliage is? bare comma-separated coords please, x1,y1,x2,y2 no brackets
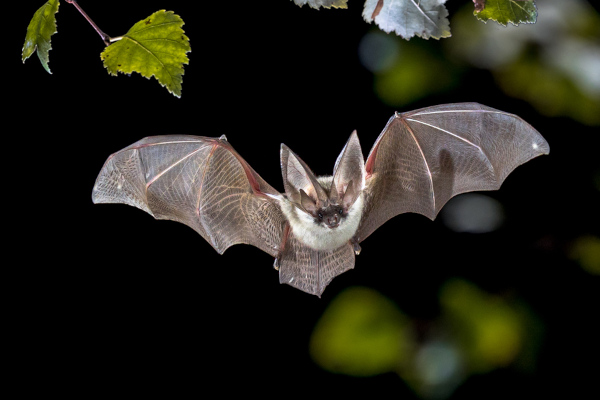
310,287,411,376
22,0,59,73
359,33,458,106
376,42,457,106
448,0,600,125
360,0,600,125
440,279,530,372
569,236,600,275
310,280,542,399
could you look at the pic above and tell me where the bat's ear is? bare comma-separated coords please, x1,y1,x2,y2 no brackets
342,180,358,209
299,189,319,215
281,144,328,206
332,130,365,206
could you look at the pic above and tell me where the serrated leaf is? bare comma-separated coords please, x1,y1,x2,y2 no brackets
475,0,537,26
22,0,60,73
363,0,451,40
100,10,191,97
291,0,348,9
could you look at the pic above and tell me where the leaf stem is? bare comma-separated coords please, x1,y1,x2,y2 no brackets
65,0,111,45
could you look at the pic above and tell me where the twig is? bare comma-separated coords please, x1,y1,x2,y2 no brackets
65,1,111,45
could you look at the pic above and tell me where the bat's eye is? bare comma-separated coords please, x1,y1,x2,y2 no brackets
338,208,343,215
318,213,323,220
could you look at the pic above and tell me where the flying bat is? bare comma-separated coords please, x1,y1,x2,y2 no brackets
92,103,549,296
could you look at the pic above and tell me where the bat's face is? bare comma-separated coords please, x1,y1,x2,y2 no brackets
308,201,346,229
291,174,366,251
282,179,365,252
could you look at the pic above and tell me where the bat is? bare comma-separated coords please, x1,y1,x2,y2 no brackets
92,103,549,296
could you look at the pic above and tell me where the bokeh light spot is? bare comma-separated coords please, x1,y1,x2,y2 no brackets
441,194,505,233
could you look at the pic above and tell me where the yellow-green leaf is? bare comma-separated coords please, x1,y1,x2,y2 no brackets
22,0,60,74
101,10,191,97
475,0,537,26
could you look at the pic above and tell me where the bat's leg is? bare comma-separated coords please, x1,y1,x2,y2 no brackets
274,223,291,271
350,237,361,255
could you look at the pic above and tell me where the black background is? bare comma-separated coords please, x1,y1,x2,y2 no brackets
12,1,599,397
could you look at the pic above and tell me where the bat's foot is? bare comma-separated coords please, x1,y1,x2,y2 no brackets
350,238,361,255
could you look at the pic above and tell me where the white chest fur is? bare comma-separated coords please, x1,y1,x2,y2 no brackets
278,192,364,251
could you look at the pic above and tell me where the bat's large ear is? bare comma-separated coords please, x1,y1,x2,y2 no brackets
299,189,319,215
281,144,328,206
332,130,365,207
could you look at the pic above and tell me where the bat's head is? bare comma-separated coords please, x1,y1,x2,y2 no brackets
281,131,366,230
300,192,344,229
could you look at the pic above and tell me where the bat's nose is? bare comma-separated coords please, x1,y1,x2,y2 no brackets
326,215,340,228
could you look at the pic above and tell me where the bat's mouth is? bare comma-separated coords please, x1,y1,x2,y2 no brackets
326,223,340,229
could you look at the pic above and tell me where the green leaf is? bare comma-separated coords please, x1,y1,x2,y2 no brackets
475,0,537,26
100,10,191,97
22,0,60,73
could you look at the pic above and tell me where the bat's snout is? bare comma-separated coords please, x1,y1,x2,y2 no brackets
325,214,340,229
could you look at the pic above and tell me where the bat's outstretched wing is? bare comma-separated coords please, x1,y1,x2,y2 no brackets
357,103,550,242
92,135,285,257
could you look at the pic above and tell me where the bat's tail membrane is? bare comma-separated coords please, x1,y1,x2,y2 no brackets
277,233,355,297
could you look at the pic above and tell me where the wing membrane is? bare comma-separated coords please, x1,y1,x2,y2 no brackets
358,103,549,242
92,135,285,256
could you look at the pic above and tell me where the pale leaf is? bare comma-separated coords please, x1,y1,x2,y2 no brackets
291,0,348,9
363,0,451,40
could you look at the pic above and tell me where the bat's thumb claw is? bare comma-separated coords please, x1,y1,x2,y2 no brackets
273,257,280,271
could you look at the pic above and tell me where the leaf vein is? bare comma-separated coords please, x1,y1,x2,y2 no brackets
130,20,183,35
